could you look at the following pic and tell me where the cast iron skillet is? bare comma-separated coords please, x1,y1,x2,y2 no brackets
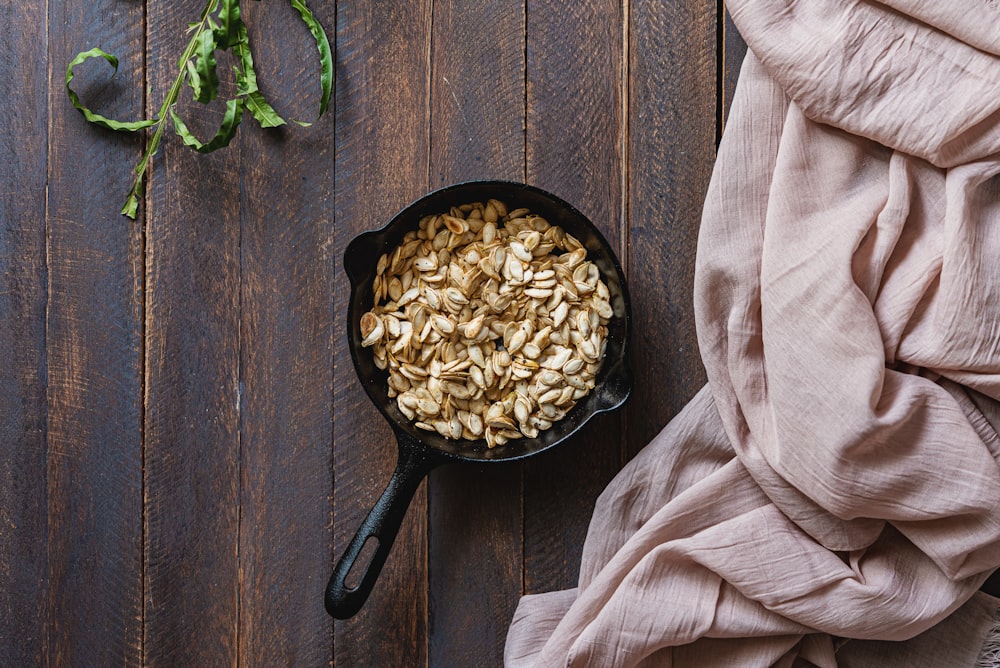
325,180,632,619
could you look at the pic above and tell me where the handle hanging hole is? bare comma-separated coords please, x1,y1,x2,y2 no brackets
344,536,380,591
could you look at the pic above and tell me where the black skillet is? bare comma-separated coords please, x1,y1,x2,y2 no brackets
325,180,632,619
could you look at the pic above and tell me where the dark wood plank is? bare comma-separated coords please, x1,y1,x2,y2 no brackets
44,0,146,663
721,7,748,134
0,1,48,664
236,2,335,664
333,1,432,666
0,3,747,665
522,0,626,594
626,0,716,455
142,2,241,664
427,2,526,666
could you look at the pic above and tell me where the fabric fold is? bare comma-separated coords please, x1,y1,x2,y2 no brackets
504,1,1000,665
727,0,1000,167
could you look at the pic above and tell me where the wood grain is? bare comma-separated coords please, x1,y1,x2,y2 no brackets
44,0,146,664
522,0,626,595
333,1,432,666
142,1,241,664
236,2,335,665
626,0,716,456
0,1,48,665
0,4,750,666
426,2,526,665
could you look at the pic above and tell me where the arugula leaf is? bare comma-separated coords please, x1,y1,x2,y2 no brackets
67,0,333,218
185,59,205,102
65,48,157,132
214,0,242,48
121,180,143,219
289,0,333,125
244,90,286,128
190,26,220,103
233,22,286,128
116,0,222,218
170,99,244,153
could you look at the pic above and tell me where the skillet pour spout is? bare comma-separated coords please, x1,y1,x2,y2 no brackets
326,180,632,619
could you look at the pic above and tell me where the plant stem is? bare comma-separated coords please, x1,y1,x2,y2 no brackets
122,0,220,217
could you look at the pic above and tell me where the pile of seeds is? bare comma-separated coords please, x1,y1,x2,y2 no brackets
360,198,613,448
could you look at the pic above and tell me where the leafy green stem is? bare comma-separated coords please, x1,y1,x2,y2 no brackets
67,0,333,219
121,0,219,218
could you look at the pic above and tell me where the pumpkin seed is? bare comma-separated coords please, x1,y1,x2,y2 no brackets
360,197,614,447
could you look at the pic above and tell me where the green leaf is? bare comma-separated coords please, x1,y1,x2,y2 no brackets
243,90,285,128
185,59,204,102
231,22,256,91
289,0,332,124
190,27,220,103
214,0,242,48
170,98,244,153
232,22,286,128
121,182,142,219
67,0,334,218
65,48,157,132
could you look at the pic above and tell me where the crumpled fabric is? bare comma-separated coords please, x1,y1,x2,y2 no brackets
504,1,1000,665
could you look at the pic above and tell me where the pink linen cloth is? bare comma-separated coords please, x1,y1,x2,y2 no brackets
504,1,1000,665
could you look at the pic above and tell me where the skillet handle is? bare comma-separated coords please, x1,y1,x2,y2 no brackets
325,433,441,619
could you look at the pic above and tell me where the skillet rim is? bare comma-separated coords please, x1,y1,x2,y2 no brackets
343,179,632,464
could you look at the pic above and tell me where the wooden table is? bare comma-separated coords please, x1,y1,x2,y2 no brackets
1,1,745,665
